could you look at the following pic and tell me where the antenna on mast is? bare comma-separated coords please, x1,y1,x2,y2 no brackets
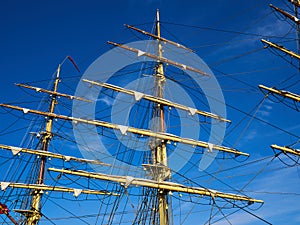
156,9,161,37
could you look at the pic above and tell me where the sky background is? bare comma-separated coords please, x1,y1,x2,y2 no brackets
0,0,300,224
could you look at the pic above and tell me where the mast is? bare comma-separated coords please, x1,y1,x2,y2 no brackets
0,58,117,224
152,9,169,225
26,64,61,225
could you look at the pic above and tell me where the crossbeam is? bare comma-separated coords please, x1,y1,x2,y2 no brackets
16,83,91,102
261,39,300,60
270,4,300,25
0,182,117,196
124,24,194,52
0,103,249,156
107,41,209,76
259,85,300,102
83,79,230,123
271,144,300,157
48,168,263,204
0,144,110,166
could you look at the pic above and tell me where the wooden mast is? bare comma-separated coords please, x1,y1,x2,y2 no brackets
0,61,115,224
153,9,169,225
26,64,61,225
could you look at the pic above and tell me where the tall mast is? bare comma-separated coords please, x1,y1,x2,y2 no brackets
0,61,116,224
153,9,169,225
26,65,61,225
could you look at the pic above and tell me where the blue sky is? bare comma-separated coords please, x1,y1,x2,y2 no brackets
0,0,300,224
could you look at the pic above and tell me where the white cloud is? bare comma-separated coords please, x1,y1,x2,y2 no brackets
257,100,274,118
244,129,258,141
96,96,113,106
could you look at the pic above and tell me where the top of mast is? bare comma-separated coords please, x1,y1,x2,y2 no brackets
156,9,161,38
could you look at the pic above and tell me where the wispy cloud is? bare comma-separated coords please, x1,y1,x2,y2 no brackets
208,10,291,61
257,100,274,119
211,162,300,225
238,99,274,145
254,15,290,39
96,96,113,106
243,129,258,141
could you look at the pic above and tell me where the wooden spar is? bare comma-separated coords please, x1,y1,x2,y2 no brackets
290,0,300,8
259,84,300,102
16,83,92,103
271,144,300,157
107,41,210,77
261,39,300,60
0,182,118,196
0,144,110,166
48,167,263,204
124,24,194,52
83,79,230,123
0,103,249,156
270,4,300,24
